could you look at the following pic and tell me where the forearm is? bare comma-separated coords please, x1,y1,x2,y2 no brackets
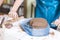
10,0,24,12
0,0,4,6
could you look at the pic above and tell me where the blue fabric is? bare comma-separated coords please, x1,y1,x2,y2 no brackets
35,0,60,27
20,19,50,36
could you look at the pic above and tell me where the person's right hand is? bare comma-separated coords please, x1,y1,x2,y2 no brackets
8,11,18,19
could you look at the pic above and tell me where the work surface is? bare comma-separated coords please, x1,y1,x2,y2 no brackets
0,15,60,40
3,23,60,40
3,20,60,40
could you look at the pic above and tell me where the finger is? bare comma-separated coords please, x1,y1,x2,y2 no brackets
58,24,60,26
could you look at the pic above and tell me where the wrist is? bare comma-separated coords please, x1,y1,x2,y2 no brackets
10,9,17,12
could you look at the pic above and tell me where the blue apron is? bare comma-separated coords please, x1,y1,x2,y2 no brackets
35,0,60,27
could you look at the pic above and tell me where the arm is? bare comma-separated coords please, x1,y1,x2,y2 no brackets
10,0,24,12
53,11,60,26
0,0,4,6
8,0,24,18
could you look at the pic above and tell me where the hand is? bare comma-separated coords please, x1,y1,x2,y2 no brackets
53,18,60,26
4,16,24,29
8,11,18,19
32,1,36,7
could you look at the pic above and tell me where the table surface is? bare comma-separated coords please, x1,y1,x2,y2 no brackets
3,25,60,40
0,15,60,40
